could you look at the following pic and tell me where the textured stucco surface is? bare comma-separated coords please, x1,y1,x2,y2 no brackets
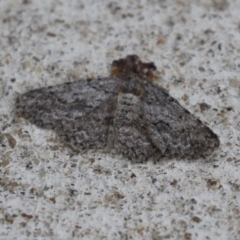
0,0,240,239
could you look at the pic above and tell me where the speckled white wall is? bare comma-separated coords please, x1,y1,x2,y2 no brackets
0,0,240,239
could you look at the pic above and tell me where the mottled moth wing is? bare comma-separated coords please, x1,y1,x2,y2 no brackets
144,82,220,158
16,78,119,150
113,82,159,162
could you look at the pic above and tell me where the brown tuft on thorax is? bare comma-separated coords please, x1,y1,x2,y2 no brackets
110,55,158,82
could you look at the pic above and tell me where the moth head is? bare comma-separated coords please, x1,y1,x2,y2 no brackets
110,55,158,82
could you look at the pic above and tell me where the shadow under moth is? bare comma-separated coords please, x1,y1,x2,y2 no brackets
15,55,220,162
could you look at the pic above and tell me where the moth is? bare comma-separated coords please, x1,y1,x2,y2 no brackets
15,55,220,162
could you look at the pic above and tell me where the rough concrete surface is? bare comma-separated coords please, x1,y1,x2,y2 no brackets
0,0,240,239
